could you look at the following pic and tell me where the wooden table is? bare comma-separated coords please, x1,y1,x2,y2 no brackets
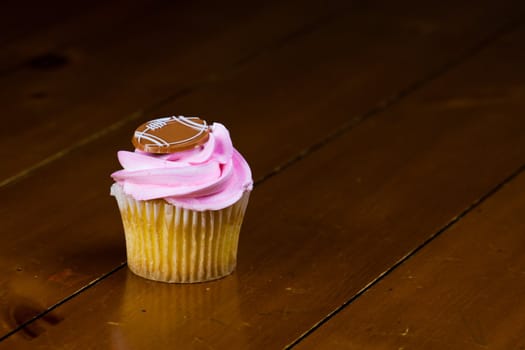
2,0,525,348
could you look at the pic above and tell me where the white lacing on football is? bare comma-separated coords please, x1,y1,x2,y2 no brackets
146,117,171,130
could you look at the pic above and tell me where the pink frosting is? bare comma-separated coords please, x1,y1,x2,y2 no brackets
111,123,253,211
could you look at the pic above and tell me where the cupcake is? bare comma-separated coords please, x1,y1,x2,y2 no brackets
110,116,253,283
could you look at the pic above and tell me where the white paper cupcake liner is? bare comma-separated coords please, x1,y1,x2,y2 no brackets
111,183,250,283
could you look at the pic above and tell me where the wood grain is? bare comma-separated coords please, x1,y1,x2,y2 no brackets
0,0,271,68
1,0,523,186
0,0,347,184
95,0,525,182
295,148,525,350
0,1,520,338
2,19,525,347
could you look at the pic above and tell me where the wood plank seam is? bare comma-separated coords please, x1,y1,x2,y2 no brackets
0,263,126,343
1,10,524,346
249,13,525,187
0,2,349,190
0,1,344,78
4,5,523,345
284,153,525,349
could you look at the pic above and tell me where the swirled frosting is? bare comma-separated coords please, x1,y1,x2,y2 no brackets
111,122,253,211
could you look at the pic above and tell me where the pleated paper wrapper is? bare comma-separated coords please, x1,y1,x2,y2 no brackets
111,183,250,283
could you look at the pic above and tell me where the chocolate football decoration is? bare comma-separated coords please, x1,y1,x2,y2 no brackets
132,116,210,153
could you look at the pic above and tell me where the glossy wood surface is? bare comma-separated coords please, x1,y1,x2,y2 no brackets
296,141,525,350
1,0,522,185
1,0,525,348
0,0,345,184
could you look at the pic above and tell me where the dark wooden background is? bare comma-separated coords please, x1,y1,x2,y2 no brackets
1,0,525,348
